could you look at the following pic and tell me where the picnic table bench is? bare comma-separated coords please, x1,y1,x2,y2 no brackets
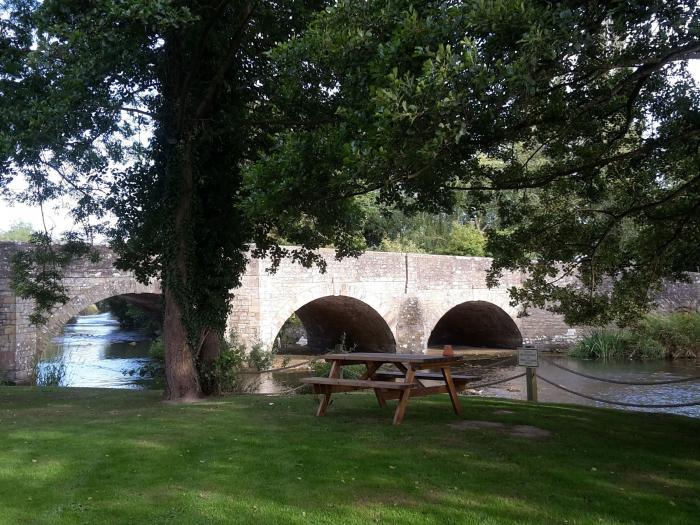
301,353,481,425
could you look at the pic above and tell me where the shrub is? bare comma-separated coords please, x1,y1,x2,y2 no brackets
246,341,275,371
570,312,700,360
570,331,627,360
635,313,700,359
199,338,246,395
312,361,366,379
35,359,67,386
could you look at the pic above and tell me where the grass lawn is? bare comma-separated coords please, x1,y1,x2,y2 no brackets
1,387,699,524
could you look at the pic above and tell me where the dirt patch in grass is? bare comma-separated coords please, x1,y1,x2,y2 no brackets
449,420,552,439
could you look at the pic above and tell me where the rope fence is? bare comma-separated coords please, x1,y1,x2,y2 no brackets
240,358,319,375
544,358,700,385
464,355,517,370
536,373,700,409
458,372,526,390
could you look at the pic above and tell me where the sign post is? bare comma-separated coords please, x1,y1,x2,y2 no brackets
518,346,539,402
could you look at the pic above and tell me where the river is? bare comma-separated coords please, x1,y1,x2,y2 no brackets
40,312,700,418
39,312,155,389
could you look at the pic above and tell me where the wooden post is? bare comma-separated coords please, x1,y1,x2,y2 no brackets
526,367,538,402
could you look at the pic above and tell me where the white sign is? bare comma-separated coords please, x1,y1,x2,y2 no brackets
518,347,539,367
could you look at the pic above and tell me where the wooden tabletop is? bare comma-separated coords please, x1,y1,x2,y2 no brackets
323,352,464,365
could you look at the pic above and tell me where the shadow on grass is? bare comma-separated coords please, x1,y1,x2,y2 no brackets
0,387,699,524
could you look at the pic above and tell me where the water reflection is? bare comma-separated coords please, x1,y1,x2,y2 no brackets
40,312,155,389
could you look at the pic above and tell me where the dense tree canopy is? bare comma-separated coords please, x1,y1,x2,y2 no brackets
1,0,327,399
246,0,700,326
2,1,699,398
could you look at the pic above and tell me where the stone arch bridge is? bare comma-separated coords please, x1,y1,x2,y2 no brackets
1,242,698,383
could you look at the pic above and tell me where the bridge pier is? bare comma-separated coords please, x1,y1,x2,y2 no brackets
0,243,36,383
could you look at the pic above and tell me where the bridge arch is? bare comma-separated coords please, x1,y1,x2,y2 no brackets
42,279,161,339
427,300,523,349
269,291,397,353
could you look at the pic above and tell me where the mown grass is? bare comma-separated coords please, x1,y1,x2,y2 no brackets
1,387,699,524
571,312,700,360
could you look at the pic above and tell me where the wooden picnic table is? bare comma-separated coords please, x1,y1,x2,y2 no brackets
301,353,479,425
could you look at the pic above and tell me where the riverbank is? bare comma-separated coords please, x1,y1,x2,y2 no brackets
1,387,699,524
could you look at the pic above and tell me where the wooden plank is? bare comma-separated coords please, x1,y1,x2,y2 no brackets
410,359,466,370
374,371,480,383
392,368,416,425
316,360,340,417
323,353,465,365
442,367,462,415
361,361,381,380
380,385,450,400
302,377,417,390
373,388,387,408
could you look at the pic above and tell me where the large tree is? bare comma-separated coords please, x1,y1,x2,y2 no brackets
1,0,328,400
245,0,700,326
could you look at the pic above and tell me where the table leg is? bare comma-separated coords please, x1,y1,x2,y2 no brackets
441,367,462,415
373,388,387,408
361,361,387,408
394,362,425,387
392,368,416,425
361,361,381,380
317,361,340,417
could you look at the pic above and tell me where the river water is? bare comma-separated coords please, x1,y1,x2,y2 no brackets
40,312,700,418
466,355,700,419
39,312,155,389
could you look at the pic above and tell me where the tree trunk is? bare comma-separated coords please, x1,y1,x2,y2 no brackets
161,135,203,402
200,330,221,364
162,287,202,401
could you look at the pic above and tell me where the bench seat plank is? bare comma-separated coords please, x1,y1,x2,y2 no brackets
374,371,480,383
301,377,416,390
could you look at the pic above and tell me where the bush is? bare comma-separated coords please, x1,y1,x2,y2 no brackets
635,313,700,359
199,338,246,395
124,337,166,386
569,331,628,360
35,359,67,386
246,341,275,371
570,312,700,360
312,361,366,379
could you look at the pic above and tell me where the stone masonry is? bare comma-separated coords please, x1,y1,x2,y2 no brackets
1,241,698,383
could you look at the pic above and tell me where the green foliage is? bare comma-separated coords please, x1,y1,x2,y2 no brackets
372,209,487,256
247,0,700,326
0,222,33,242
570,331,664,361
246,341,275,372
274,313,305,351
443,223,486,257
570,313,700,360
34,358,67,387
148,337,165,362
635,313,700,359
97,296,161,334
5,0,700,398
199,338,246,396
312,361,365,379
